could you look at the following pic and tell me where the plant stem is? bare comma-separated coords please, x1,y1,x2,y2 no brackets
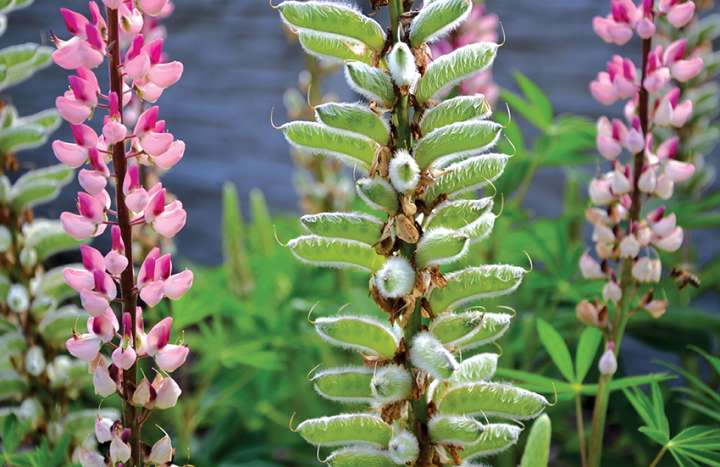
576,393,588,467
649,445,668,467
586,36,652,467
107,7,141,466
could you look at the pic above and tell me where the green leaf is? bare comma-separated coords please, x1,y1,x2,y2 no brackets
575,327,602,383
536,318,575,382
519,414,552,467
222,182,254,297
513,71,553,129
416,42,498,105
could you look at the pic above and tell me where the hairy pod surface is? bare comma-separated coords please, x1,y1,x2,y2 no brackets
424,198,493,230
278,1,386,52
438,382,548,420
450,353,499,384
388,429,420,464
415,228,469,267
409,331,458,380
288,235,386,271
460,212,496,245
419,95,492,136
314,102,390,145
414,120,503,168
300,212,383,245
459,424,522,460
416,43,498,105
429,312,512,350
519,414,552,467
345,62,395,108
423,154,509,204
409,0,472,47
298,32,375,64
280,121,379,171
314,315,400,359
356,177,399,213
325,446,398,467
428,415,485,445
429,265,526,313
312,367,375,404
296,413,392,447
374,256,416,299
370,364,413,405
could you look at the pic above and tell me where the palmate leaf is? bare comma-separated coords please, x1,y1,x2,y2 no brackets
661,346,720,423
536,318,575,382
575,327,602,383
501,72,553,131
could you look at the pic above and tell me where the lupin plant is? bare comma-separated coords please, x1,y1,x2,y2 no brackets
273,1,549,465
50,0,192,465
0,0,104,459
580,1,703,466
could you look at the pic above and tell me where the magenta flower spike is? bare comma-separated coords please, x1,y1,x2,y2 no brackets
583,2,703,466
51,1,188,464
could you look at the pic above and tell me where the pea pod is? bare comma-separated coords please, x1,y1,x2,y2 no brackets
519,414,552,467
438,382,548,420
315,315,400,359
288,235,386,272
460,424,522,460
370,364,413,405
280,121,379,171
298,32,374,65
423,154,508,204
409,0,472,47
409,332,458,380
430,311,512,349
345,62,395,108
425,198,493,230
428,265,526,313
356,177,399,213
416,43,498,105
300,212,383,245
460,212,496,245
414,120,502,169
419,95,492,136
450,353,499,384
312,367,374,404
278,1,386,52
296,413,393,447
315,103,390,145
415,228,469,267
428,415,484,445
326,447,397,467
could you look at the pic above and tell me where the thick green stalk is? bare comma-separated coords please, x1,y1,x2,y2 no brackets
107,7,141,466
586,36,652,467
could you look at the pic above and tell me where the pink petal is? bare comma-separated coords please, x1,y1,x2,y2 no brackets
140,281,165,307
665,160,695,182
105,250,129,275
145,317,173,355
153,376,181,409
60,212,96,240
139,0,169,16
63,267,94,291
667,2,695,28
124,52,151,80
80,289,110,316
93,365,117,397
153,202,186,238
148,61,183,88
671,57,703,82
56,95,91,125
155,344,188,372
66,334,101,361
153,140,185,170
111,346,137,370
164,270,193,300
125,188,149,213
52,140,87,168
140,131,174,156
102,120,128,145
78,169,108,195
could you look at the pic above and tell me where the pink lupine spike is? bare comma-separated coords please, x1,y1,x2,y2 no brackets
146,317,172,355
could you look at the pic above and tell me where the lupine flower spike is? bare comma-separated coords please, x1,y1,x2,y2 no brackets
52,1,190,465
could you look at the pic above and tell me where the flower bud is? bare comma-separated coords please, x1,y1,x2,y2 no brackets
389,149,420,194
370,364,412,405
598,348,617,376
602,281,622,303
576,300,605,327
374,256,416,299
644,299,668,319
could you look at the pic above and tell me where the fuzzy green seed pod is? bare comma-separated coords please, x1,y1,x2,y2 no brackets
326,447,398,467
519,414,552,467
288,235,386,272
278,1,386,52
409,332,458,380
315,102,390,145
430,311,512,350
414,120,502,169
387,42,419,88
356,177,399,213
416,43,498,105
298,32,375,65
374,256,416,299
312,367,374,404
0,226,11,252
370,364,413,405
388,149,420,194
415,228,469,268
300,212,383,245
438,382,548,420
425,198,493,230
423,154,508,204
409,0,473,47
460,424,521,460
7,283,29,313
429,265,526,313
345,62,395,108
280,121,380,171
419,95,492,136
388,429,420,464
460,212,496,245
315,315,400,359
450,353,499,384
428,415,484,445
296,413,393,447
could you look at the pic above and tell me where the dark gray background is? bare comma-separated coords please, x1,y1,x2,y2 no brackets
7,0,719,264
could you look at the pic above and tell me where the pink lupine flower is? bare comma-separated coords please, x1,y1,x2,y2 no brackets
88,307,119,342
148,431,173,464
123,164,149,212
142,315,189,372
138,0,169,17
644,299,668,318
105,226,129,275
580,252,605,279
654,88,692,127
153,139,185,170
619,234,640,258
596,117,626,161
663,39,703,82
95,416,113,443
125,37,183,101
52,124,98,168
602,280,622,302
51,7,107,70
660,0,696,28
589,178,614,205
576,300,605,327
592,55,639,105
63,245,117,315
78,148,110,195
110,429,132,464
133,376,155,407
134,106,174,156
56,68,99,124
102,92,128,145
610,163,632,194
643,48,670,92
66,333,101,361
141,250,195,301
144,185,187,238
60,191,108,240
632,257,662,282
112,313,137,370
592,0,641,45
153,374,181,409
93,363,117,397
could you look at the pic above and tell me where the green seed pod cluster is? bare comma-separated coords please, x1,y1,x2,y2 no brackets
276,1,549,464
